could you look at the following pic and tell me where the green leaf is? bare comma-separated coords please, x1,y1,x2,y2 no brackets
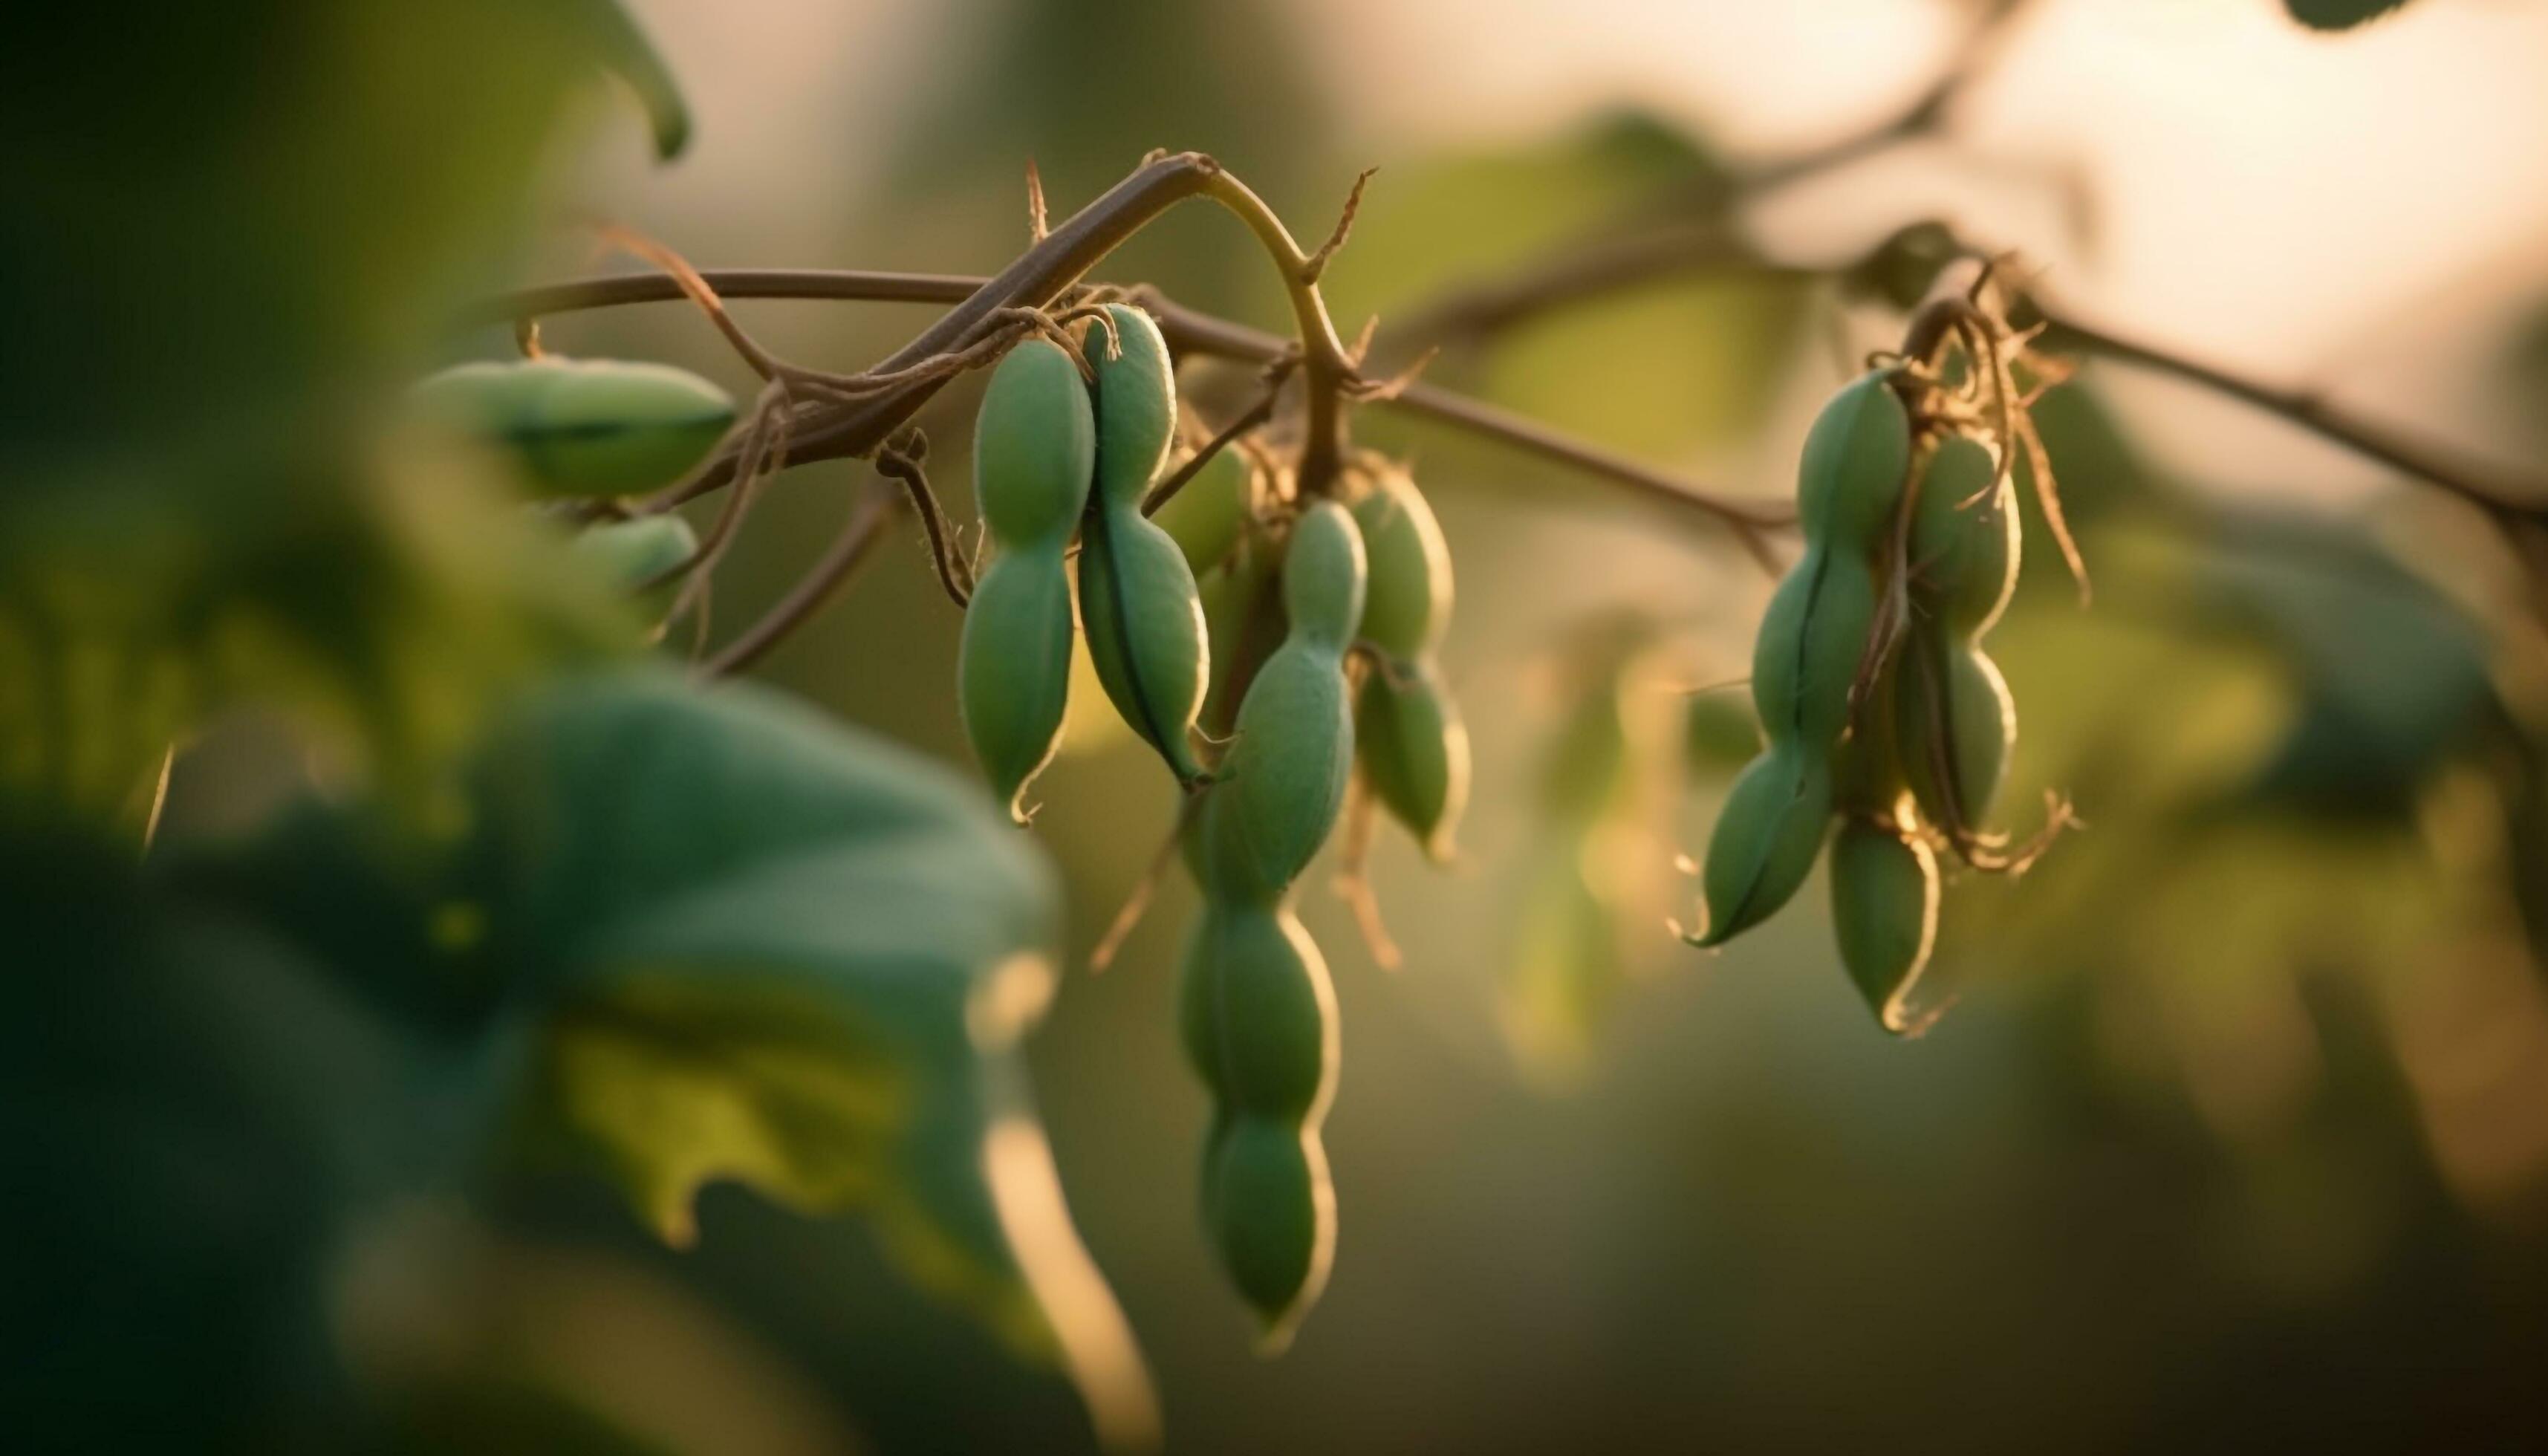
461,672,1157,1446
0,0,689,837
145,670,1158,1446
0,833,428,1450
2284,0,2415,32
0,432,637,833
1336,113,1808,461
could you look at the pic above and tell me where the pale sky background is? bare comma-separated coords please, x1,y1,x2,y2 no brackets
602,0,2548,502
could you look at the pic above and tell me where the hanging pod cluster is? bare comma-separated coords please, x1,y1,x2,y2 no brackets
955,307,1466,1340
958,307,1218,820
1177,501,1366,1347
1689,369,2041,1036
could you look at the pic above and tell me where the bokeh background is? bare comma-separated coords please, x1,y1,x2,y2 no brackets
148,0,2548,1449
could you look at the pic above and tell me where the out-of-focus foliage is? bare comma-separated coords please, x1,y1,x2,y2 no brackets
7,671,1148,1447
2284,0,2417,33
1336,113,1810,463
0,2,692,822
0,2,1151,1449
1501,614,1678,1079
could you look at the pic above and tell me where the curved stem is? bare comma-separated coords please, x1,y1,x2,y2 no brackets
1192,169,1361,497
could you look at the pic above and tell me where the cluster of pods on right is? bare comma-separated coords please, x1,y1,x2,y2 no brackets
1689,365,2057,1036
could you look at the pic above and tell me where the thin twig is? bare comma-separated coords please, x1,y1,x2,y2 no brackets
2034,311,2548,524
480,266,1782,542
1141,361,1294,516
699,476,898,679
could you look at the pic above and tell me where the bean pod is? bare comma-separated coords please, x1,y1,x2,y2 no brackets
1180,498,1366,1341
958,339,1096,822
569,513,698,638
1891,433,2021,839
1347,461,1469,859
412,357,735,498
1827,814,1942,1035
1073,305,1212,787
1691,370,1911,946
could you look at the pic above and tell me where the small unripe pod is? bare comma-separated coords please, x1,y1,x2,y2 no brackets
958,557,1076,821
958,339,1096,821
1906,435,2019,636
1209,502,1367,899
1749,547,1880,753
1354,657,1470,862
1178,901,1336,1127
412,357,735,498
1075,305,1212,785
569,513,697,636
1691,745,1834,946
1793,369,1912,545
1201,1117,1334,1342
1827,817,1940,1035
1346,461,1452,661
970,338,1097,544
1895,642,2015,833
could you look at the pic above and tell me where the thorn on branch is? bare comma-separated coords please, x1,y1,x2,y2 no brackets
1026,159,1050,244
1301,167,1377,285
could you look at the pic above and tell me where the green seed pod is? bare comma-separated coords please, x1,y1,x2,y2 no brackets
1178,901,1336,1125
1895,640,2015,833
1209,502,1368,899
970,339,1097,545
1177,503,1364,1337
1827,817,1941,1036
1076,305,1211,785
1354,658,1470,861
1892,432,2022,836
958,339,1096,822
569,513,696,635
1346,461,1452,660
412,357,735,498
958,556,1076,822
1691,368,1912,946
1691,745,1834,946
1908,434,2020,636
1154,447,1261,576
1794,369,1913,544
1749,547,1881,752
1201,1117,1335,1342
1082,304,1178,506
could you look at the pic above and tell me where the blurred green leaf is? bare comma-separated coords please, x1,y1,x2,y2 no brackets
459,672,1155,1444
0,1,687,836
1337,113,1806,460
2283,0,2416,32
0,834,429,1450
1504,614,1665,1079
129,671,1157,1446
2181,513,2497,819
